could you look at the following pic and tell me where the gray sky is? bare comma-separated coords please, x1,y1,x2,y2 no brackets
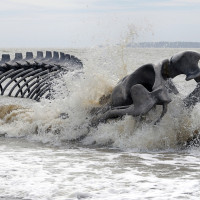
0,0,200,48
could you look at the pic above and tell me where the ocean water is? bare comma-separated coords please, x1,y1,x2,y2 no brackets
0,47,200,200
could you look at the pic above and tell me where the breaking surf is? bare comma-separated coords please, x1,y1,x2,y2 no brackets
0,47,199,152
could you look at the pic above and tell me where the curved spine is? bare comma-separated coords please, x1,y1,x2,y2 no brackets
0,50,83,100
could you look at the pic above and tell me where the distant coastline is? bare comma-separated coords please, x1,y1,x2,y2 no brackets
128,42,200,48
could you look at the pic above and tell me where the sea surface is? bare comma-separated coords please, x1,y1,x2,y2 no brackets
0,47,200,200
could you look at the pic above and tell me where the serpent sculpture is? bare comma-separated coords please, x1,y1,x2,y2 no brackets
0,50,200,126
91,51,200,126
0,51,83,101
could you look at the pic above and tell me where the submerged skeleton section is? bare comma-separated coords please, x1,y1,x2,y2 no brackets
0,51,83,101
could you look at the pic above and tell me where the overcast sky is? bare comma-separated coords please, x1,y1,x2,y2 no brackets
0,0,199,48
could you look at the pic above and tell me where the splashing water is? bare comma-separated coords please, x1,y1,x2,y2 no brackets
0,47,199,151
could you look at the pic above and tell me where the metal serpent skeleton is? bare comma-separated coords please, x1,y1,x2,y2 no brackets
0,51,82,101
0,50,200,125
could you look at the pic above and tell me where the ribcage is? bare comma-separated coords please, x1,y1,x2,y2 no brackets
0,51,83,101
